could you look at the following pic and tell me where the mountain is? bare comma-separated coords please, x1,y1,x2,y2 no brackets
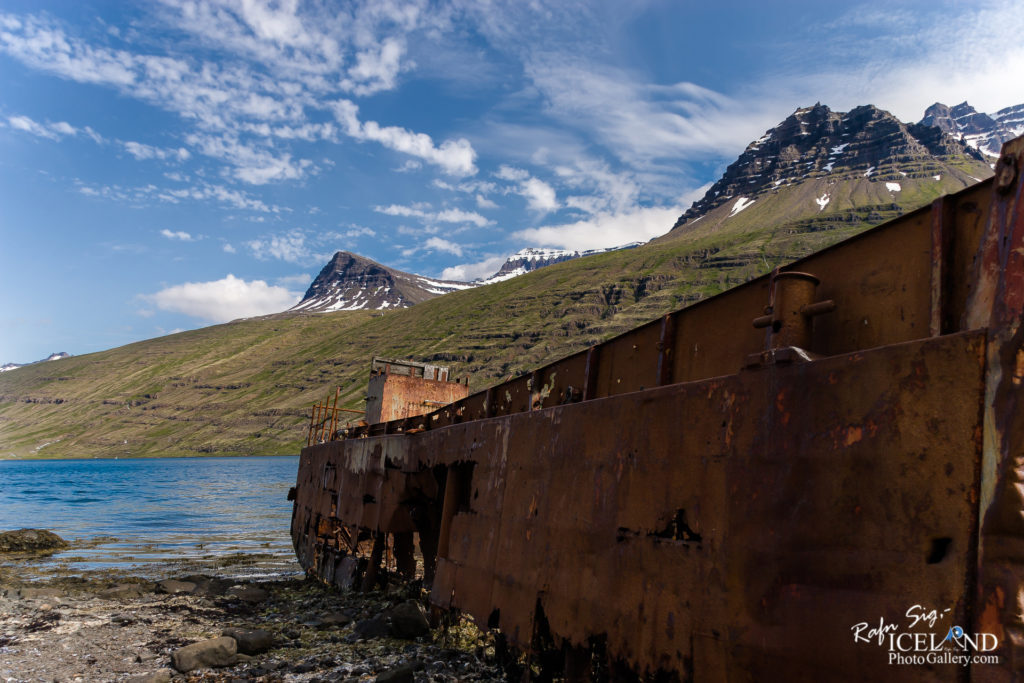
0,102,999,459
920,101,1024,158
1,352,71,373
664,103,991,255
478,245,642,285
289,251,475,313
292,245,645,313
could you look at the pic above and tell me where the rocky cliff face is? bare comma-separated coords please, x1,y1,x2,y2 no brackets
290,251,474,313
920,101,1024,158
671,103,988,231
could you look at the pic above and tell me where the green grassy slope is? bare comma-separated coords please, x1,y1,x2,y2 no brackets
0,165,992,459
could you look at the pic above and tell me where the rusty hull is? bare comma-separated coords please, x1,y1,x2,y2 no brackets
291,137,1024,679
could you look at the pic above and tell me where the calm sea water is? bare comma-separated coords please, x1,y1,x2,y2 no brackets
0,456,302,580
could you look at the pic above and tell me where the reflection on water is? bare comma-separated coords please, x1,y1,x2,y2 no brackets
0,456,302,579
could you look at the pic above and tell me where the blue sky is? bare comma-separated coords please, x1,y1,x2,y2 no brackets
1,0,1022,364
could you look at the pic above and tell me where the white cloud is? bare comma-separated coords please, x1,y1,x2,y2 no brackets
424,236,463,257
475,194,498,209
123,141,190,162
246,230,311,264
185,133,314,184
435,208,490,227
143,274,301,322
330,99,477,176
160,229,194,241
223,243,237,253
514,205,681,251
525,60,775,166
495,165,529,181
341,225,376,238
800,0,1024,120
6,114,102,143
495,165,558,213
520,176,558,212
77,180,280,212
0,7,461,188
374,204,491,227
440,254,508,282
340,37,406,96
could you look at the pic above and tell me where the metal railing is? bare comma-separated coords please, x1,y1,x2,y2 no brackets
306,387,364,446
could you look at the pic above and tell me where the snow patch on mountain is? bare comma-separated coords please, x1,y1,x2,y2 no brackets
728,197,755,217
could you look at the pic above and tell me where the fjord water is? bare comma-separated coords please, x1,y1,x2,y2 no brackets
0,456,302,579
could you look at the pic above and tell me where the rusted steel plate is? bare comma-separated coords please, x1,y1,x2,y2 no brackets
367,372,469,424
294,330,986,679
428,331,984,679
967,138,1024,671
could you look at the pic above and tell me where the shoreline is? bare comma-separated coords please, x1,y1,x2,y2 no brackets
0,556,503,682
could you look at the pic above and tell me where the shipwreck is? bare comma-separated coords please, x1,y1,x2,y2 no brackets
291,137,1024,680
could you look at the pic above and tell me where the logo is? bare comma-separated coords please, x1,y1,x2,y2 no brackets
851,605,1000,666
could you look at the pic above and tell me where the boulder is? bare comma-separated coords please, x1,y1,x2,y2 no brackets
376,662,416,683
156,579,196,595
318,611,352,628
171,636,238,672
179,575,231,597
226,584,268,603
222,627,275,655
9,586,64,601
98,583,150,600
353,614,389,640
388,601,430,640
0,529,68,552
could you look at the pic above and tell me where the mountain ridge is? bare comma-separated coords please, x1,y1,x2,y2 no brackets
290,251,475,313
920,101,1024,158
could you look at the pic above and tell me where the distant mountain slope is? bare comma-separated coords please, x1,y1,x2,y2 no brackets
920,101,1024,158
290,251,474,313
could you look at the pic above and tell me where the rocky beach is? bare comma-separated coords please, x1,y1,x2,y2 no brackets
0,531,503,682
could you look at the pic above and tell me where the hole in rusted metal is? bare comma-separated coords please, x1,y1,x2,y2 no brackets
652,509,702,543
927,537,952,564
